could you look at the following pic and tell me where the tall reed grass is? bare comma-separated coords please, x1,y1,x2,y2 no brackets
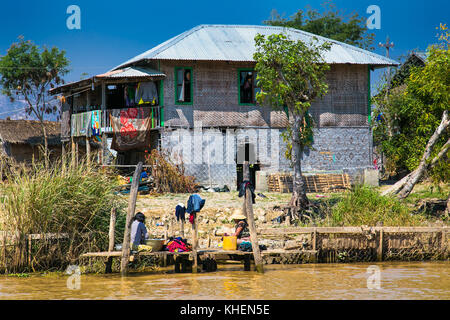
0,156,126,273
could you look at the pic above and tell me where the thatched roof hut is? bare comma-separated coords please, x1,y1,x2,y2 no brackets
0,119,61,146
0,119,62,163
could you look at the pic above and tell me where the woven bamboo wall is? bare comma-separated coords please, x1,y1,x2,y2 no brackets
160,61,369,129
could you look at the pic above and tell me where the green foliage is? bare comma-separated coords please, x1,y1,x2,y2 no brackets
253,33,330,156
0,36,69,119
264,1,375,50
329,186,426,226
373,24,450,181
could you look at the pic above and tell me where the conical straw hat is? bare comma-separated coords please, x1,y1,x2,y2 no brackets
230,208,246,220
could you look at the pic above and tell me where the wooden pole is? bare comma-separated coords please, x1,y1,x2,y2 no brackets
101,82,107,165
108,207,117,252
377,228,384,262
312,228,317,251
192,217,198,273
243,161,264,273
86,90,91,166
105,207,117,274
86,136,91,166
75,137,79,164
242,163,249,218
180,217,185,238
120,162,143,276
61,142,66,165
71,136,76,167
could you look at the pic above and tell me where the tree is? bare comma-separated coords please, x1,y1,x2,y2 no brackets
0,36,69,165
265,1,374,50
254,33,331,212
379,24,450,197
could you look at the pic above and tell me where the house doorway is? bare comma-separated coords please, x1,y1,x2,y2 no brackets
236,142,259,190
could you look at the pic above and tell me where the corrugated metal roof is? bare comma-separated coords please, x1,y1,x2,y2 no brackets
96,67,165,78
49,67,166,95
113,24,399,70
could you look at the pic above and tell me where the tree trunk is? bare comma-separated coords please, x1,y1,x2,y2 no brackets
289,113,309,209
398,110,449,198
381,138,449,196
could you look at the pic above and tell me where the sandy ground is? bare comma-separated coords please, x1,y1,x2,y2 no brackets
132,190,341,242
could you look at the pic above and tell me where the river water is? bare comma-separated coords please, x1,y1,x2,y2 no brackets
0,261,448,300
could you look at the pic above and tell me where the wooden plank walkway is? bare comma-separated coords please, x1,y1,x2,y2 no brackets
80,249,316,258
80,249,318,273
78,226,448,273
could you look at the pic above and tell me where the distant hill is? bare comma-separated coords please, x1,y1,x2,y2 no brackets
0,94,58,121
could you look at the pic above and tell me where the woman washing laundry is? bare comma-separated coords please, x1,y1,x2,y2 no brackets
130,212,150,252
225,209,250,245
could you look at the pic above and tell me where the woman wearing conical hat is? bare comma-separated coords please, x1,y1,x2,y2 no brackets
226,208,251,245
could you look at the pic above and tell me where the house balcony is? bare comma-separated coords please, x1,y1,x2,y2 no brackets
70,105,164,137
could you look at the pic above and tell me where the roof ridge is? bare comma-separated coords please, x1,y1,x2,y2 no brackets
109,24,399,71
198,24,397,65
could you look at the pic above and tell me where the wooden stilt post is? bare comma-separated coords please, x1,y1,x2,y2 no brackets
312,228,317,251
377,228,384,262
192,217,198,273
242,164,249,217
101,82,107,165
61,142,66,165
71,136,76,167
105,207,117,273
243,161,264,273
120,162,143,276
86,136,91,166
27,235,32,269
75,137,79,164
163,224,169,267
180,217,185,238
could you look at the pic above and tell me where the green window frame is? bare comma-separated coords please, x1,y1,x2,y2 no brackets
238,68,260,106
174,67,193,105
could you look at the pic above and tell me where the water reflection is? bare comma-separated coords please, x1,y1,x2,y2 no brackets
0,262,448,300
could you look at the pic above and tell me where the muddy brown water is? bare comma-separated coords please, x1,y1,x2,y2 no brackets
0,262,448,300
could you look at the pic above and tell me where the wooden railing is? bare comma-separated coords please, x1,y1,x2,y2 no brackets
71,106,164,137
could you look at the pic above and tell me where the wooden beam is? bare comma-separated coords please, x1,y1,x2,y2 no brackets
258,226,449,235
120,162,143,276
243,161,264,273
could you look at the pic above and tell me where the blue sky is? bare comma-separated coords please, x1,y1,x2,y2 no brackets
0,0,448,117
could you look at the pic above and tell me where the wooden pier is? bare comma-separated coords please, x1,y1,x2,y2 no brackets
80,248,318,273
79,226,448,274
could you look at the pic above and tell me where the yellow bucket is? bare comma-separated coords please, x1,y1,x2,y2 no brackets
223,236,237,250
